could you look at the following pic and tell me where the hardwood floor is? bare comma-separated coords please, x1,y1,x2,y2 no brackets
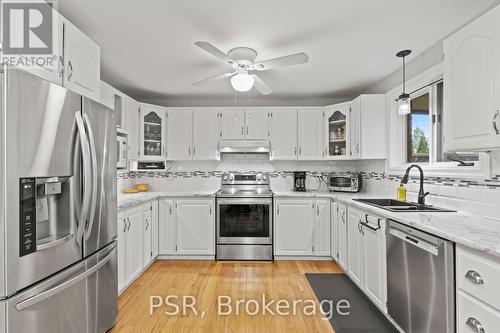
111,260,343,333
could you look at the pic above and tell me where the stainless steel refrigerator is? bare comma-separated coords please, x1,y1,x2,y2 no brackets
0,66,118,333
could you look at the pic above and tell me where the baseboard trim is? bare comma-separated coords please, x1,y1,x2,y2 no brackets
157,255,215,260
274,256,335,261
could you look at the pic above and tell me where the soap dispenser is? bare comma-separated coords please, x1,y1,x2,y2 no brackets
397,182,407,201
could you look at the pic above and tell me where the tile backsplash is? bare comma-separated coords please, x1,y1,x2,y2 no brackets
118,151,500,219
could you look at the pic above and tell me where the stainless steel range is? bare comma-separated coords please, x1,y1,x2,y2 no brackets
216,173,273,260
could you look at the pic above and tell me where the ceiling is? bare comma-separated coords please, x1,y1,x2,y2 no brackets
59,0,498,105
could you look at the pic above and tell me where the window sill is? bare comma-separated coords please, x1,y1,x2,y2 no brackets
386,155,491,180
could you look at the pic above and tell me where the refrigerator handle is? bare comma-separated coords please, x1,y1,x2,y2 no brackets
15,245,116,311
74,113,92,244
83,113,98,240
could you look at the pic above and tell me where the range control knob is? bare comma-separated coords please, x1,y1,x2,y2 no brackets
229,174,235,182
223,175,228,181
262,174,268,181
256,173,262,181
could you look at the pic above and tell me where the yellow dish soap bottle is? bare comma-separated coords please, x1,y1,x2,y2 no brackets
397,184,407,201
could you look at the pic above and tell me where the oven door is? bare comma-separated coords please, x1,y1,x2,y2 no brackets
217,198,272,245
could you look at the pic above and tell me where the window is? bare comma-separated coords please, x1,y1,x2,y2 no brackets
405,80,479,166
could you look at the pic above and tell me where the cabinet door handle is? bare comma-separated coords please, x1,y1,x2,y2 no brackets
299,146,302,155
277,206,280,215
241,126,244,135
58,56,64,77
210,205,212,215
67,60,73,81
246,126,249,135
188,146,191,155
317,206,320,216
193,146,196,156
123,219,127,233
466,317,485,333
146,218,149,230
126,217,131,231
341,211,345,223
356,143,359,153
494,110,499,135
465,270,484,285
169,205,172,215
294,147,297,156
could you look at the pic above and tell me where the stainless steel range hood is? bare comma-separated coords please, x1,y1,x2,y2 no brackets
219,140,270,154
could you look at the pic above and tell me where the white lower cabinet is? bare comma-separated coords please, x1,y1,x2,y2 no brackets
347,207,364,286
330,200,339,260
117,200,159,293
346,206,387,311
337,203,348,270
159,197,215,256
458,291,500,333
274,198,330,257
143,205,152,268
125,206,144,285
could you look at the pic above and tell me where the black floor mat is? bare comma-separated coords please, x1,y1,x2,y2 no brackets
306,273,398,333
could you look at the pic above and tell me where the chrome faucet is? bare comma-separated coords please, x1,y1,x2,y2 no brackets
400,165,430,205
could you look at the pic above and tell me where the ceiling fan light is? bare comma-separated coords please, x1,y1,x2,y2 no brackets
398,94,411,116
231,73,254,92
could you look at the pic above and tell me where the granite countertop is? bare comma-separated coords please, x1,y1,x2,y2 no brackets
118,191,216,210
118,189,500,258
273,191,500,258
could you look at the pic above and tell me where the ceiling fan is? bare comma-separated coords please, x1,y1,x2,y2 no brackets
191,41,309,95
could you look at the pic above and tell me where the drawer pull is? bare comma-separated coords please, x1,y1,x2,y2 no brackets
465,270,484,285
466,317,485,333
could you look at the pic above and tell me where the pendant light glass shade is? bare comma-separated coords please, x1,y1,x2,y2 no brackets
231,73,254,92
398,93,410,115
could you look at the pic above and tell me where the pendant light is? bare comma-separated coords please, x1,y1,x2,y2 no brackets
396,50,412,115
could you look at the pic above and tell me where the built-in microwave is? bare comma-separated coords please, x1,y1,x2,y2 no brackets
117,135,127,169
328,172,362,192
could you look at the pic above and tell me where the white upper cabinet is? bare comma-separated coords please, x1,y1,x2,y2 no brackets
63,18,101,101
325,103,350,160
167,109,193,160
444,5,500,151
19,6,64,85
349,95,386,160
193,110,220,160
271,109,298,160
125,96,140,160
140,103,167,160
298,109,325,160
246,109,271,139
220,108,246,139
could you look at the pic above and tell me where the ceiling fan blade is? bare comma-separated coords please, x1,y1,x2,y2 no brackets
194,41,235,65
253,52,309,71
191,72,235,87
251,75,273,95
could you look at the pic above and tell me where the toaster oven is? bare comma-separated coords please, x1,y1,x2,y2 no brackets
328,172,362,192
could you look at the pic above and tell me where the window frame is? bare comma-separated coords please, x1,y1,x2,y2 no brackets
386,63,491,179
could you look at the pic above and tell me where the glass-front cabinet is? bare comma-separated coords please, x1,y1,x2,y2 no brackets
139,103,167,160
324,102,351,159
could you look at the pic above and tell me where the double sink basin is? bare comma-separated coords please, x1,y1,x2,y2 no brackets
353,198,456,213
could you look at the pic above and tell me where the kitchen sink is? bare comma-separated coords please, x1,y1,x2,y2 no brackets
353,198,456,212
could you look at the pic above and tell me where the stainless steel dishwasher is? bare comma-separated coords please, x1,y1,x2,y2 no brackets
386,220,455,333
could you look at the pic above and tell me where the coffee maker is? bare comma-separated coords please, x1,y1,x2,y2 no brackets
293,172,306,192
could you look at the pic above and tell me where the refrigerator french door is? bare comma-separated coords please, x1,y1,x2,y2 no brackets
0,66,117,333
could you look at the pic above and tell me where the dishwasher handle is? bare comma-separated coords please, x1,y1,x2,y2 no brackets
389,227,439,256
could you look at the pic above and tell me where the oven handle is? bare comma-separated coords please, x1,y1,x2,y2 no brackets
217,198,273,205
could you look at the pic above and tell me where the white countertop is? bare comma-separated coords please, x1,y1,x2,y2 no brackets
118,190,500,258
118,191,216,210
